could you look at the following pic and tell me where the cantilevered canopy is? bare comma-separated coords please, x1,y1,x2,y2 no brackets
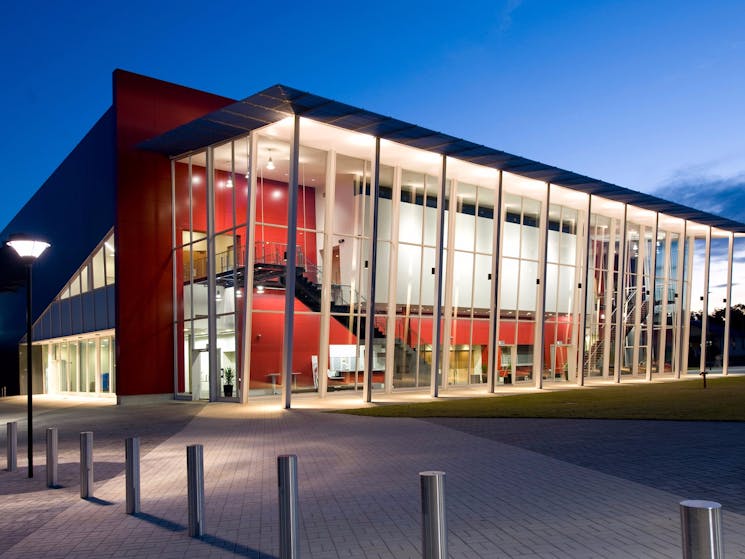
140,84,745,233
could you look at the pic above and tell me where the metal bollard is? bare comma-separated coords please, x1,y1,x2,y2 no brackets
277,454,300,559
187,444,204,537
125,437,141,514
6,422,17,472
46,427,58,488
680,500,723,558
420,471,447,559
80,432,93,498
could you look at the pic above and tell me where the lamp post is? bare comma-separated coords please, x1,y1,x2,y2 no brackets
7,236,50,478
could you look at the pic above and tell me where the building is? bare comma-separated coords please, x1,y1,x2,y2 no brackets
1,69,743,405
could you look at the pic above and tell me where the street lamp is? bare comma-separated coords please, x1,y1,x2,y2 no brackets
7,235,50,478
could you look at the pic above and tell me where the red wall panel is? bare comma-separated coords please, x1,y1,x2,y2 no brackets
114,70,235,396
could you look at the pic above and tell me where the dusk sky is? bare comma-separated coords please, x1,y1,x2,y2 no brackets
1,0,744,233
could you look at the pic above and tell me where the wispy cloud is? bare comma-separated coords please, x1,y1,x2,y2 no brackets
499,0,524,31
652,169,745,223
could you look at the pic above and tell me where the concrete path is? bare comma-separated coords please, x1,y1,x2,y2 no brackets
1,396,744,558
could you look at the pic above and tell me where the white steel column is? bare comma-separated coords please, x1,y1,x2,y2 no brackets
384,167,402,394
723,232,734,375
363,139,381,403
673,221,687,378
602,217,616,378
318,149,337,398
487,171,503,393
187,159,197,399
632,224,644,376
229,142,239,399
657,228,671,376
431,156,448,397
613,206,628,383
577,196,592,386
700,227,712,374
533,183,550,389
681,230,694,375
351,163,367,392
206,147,219,402
281,116,300,409
240,133,257,404
645,213,658,381
441,179,457,389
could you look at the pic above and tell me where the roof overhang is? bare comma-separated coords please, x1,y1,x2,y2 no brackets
140,84,745,233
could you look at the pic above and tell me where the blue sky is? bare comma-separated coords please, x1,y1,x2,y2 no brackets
1,0,744,231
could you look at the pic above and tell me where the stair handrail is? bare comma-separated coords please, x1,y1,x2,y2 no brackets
253,240,306,268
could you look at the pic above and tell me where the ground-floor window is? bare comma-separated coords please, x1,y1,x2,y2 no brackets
32,330,116,396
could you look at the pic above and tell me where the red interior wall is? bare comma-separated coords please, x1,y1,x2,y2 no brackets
172,169,317,257
254,180,318,266
114,70,235,396
400,314,575,371
394,317,574,344
249,291,354,389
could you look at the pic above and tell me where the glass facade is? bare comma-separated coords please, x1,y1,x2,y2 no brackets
21,231,117,396
174,138,250,400
14,80,744,405
168,115,741,403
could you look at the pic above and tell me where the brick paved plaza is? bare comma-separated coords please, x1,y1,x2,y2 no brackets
1,393,744,558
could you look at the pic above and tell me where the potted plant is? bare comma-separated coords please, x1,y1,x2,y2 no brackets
223,367,234,397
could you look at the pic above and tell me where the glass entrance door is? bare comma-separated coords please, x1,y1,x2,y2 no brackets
191,347,209,400
498,344,516,384
547,343,572,383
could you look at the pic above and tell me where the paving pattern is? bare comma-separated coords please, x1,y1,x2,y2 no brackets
1,395,745,558
426,418,745,516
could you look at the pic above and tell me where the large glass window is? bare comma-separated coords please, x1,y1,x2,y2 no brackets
582,197,625,381
36,333,115,396
687,227,708,372
175,152,207,398
729,235,745,370
442,159,497,387
104,233,115,285
325,152,375,391
249,122,294,396
543,185,586,384
707,229,730,371
496,173,546,383
92,246,105,289
374,139,443,391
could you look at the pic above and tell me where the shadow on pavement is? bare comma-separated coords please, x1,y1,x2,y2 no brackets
134,511,186,532
200,534,275,559
84,496,114,506
0,461,124,495
134,512,273,558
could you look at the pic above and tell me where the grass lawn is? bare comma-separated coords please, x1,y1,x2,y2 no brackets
336,376,745,420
